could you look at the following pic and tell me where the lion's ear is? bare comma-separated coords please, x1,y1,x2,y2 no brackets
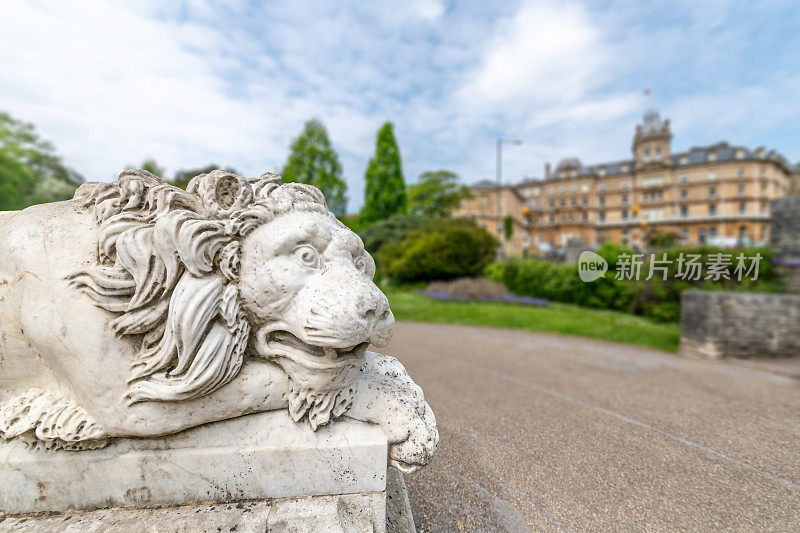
187,170,254,218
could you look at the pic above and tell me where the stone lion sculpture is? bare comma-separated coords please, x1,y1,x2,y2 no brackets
0,169,437,473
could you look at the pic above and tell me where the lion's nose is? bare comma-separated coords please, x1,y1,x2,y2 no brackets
358,292,393,347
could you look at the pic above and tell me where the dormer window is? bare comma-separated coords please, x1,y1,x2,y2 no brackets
598,167,606,177
735,149,745,159
621,164,629,173
707,152,717,162
679,155,689,165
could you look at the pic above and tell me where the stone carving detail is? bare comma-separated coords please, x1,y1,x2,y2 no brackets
0,169,437,473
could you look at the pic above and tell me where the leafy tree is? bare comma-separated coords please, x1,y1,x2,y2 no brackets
0,111,82,210
360,122,406,225
407,170,472,218
172,164,239,189
128,158,165,178
281,119,348,216
503,215,514,241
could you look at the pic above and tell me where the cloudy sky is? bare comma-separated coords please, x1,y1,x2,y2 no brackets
2,0,799,211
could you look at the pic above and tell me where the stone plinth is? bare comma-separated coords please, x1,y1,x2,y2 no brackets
0,410,387,516
680,290,800,359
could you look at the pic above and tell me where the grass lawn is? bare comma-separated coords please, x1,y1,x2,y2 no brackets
384,288,680,353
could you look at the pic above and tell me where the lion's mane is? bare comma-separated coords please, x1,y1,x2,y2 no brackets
70,169,336,405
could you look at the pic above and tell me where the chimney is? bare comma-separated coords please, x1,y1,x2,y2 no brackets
544,162,551,180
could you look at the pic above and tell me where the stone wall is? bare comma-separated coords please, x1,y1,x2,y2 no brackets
680,291,800,359
771,195,800,293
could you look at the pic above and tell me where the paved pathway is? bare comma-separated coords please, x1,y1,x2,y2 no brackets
383,322,800,531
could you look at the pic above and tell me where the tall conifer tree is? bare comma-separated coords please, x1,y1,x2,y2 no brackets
360,122,406,225
281,118,348,216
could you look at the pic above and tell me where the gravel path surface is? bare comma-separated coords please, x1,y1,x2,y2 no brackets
384,322,800,531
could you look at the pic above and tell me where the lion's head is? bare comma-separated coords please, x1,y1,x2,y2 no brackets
70,169,393,429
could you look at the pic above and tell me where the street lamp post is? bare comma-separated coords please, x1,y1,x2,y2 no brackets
496,137,523,255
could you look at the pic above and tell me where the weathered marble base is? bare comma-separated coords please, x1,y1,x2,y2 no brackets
0,411,387,515
0,493,388,532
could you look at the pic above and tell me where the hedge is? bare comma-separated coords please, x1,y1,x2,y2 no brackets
486,243,782,322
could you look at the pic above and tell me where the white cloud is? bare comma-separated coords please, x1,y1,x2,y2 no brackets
460,1,608,106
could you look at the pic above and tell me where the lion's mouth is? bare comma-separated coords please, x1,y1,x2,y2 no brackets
266,331,368,365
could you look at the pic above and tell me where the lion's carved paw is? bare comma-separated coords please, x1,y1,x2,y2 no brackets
348,352,439,474
388,398,439,474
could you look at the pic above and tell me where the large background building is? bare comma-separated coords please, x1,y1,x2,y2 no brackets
456,111,800,254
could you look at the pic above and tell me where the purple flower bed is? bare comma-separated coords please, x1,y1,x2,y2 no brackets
420,289,549,307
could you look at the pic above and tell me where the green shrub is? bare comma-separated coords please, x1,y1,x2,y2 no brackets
382,218,498,283
358,213,427,256
488,246,779,322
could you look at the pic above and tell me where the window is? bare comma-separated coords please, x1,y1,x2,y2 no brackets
622,210,629,220
533,187,540,196
570,184,577,193
582,212,588,223
681,189,688,199
549,215,555,224
737,168,744,178
621,181,630,190
735,149,745,160
559,186,565,194
621,164,629,173
581,183,589,193
599,212,606,222
710,226,718,238
739,202,746,214
533,199,540,209
679,155,689,165
681,205,688,217
571,198,577,206
643,176,664,188
708,170,717,180
739,225,747,239
655,147,662,158
680,174,688,183
709,204,717,216
708,152,717,162
549,200,555,208
599,196,605,206
738,184,745,196
681,228,689,242
709,186,716,198
644,148,651,161
622,195,629,204
560,199,565,207
582,197,588,206
598,184,606,193
549,187,555,195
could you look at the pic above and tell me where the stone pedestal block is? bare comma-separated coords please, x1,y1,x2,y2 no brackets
0,411,387,516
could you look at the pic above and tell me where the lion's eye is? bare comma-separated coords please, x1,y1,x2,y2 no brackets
295,245,319,268
354,256,367,273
